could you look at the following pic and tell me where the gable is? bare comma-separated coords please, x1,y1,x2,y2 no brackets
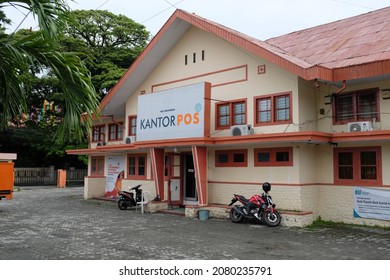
100,8,390,117
130,26,297,106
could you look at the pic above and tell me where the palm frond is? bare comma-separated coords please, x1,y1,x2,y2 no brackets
1,0,71,40
18,34,99,142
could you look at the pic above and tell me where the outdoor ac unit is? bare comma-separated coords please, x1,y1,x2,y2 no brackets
231,124,254,136
125,136,136,144
347,121,373,132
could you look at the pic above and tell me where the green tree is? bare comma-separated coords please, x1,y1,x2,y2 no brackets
60,9,150,97
0,0,100,143
0,5,149,168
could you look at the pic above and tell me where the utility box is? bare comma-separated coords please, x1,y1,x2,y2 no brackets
0,153,17,201
57,169,66,188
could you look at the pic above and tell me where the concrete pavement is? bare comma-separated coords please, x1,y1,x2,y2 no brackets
0,186,390,260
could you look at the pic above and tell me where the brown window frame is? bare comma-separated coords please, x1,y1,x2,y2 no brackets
254,147,293,166
333,88,379,125
108,123,123,141
127,154,147,179
215,149,248,167
254,92,292,126
91,156,105,176
128,115,137,136
92,125,105,142
333,147,382,186
215,99,247,130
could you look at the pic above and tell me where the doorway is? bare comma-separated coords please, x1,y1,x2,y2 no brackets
184,153,197,203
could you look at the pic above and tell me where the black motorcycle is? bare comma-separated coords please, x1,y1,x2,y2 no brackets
117,184,143,210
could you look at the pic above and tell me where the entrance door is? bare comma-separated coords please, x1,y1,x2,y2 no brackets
184,154,197,202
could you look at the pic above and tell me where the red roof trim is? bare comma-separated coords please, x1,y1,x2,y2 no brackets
67,130,390,155
100,8,390,111
99,10,182,110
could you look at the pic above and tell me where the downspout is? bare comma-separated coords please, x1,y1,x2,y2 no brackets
329,80,347,129
335,80,347,94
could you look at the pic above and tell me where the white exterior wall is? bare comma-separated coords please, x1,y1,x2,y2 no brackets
84,177,106,199
85,25,390,227
127,27,299,136
298,78,318,131
121,179,158,198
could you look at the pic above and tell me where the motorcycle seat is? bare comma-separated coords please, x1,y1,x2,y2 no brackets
121,190,133,195
234,194,248,202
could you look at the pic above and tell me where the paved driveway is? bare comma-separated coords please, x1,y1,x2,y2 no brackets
0,187,389,260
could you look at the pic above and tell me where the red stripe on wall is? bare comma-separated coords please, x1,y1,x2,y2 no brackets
150,148,165,200
192,146,208,206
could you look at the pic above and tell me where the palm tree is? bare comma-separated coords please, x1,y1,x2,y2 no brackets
0,0,99,143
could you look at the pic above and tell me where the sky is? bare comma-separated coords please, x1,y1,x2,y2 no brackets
3,0,390,40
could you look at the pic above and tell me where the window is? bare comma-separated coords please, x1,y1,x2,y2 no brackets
254,147,293,166
128,116,137,136
333,88,379,124
334,147,382,185
255,92,291,125
128,154,147,179
216,99,247,129
92,125,105,142
215,149,247,167
91,156,105,176
108,123,123,141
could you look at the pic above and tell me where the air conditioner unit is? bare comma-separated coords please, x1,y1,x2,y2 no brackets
231,124,254,136
347,121,373,132
125,136,136,144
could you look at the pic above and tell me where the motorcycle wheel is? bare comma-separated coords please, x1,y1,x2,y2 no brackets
118,200,128,210
262,210,281,227
230,208,244,223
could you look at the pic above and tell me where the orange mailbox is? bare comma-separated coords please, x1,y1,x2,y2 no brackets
0,153,17,201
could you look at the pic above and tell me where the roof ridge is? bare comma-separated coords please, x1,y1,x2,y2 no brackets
100,7,390,114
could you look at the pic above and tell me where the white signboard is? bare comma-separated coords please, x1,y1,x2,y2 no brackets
105,155,125,197
137,82,207,141
353,187,390,221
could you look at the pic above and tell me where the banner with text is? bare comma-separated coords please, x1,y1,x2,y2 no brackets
105,156,125,197
353,187,390,221
137,82,208,141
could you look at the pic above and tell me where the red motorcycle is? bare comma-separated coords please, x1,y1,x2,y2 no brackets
228,182,281,227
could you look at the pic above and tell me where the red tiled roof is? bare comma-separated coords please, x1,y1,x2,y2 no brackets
266,7,390,73
176,8,390,81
